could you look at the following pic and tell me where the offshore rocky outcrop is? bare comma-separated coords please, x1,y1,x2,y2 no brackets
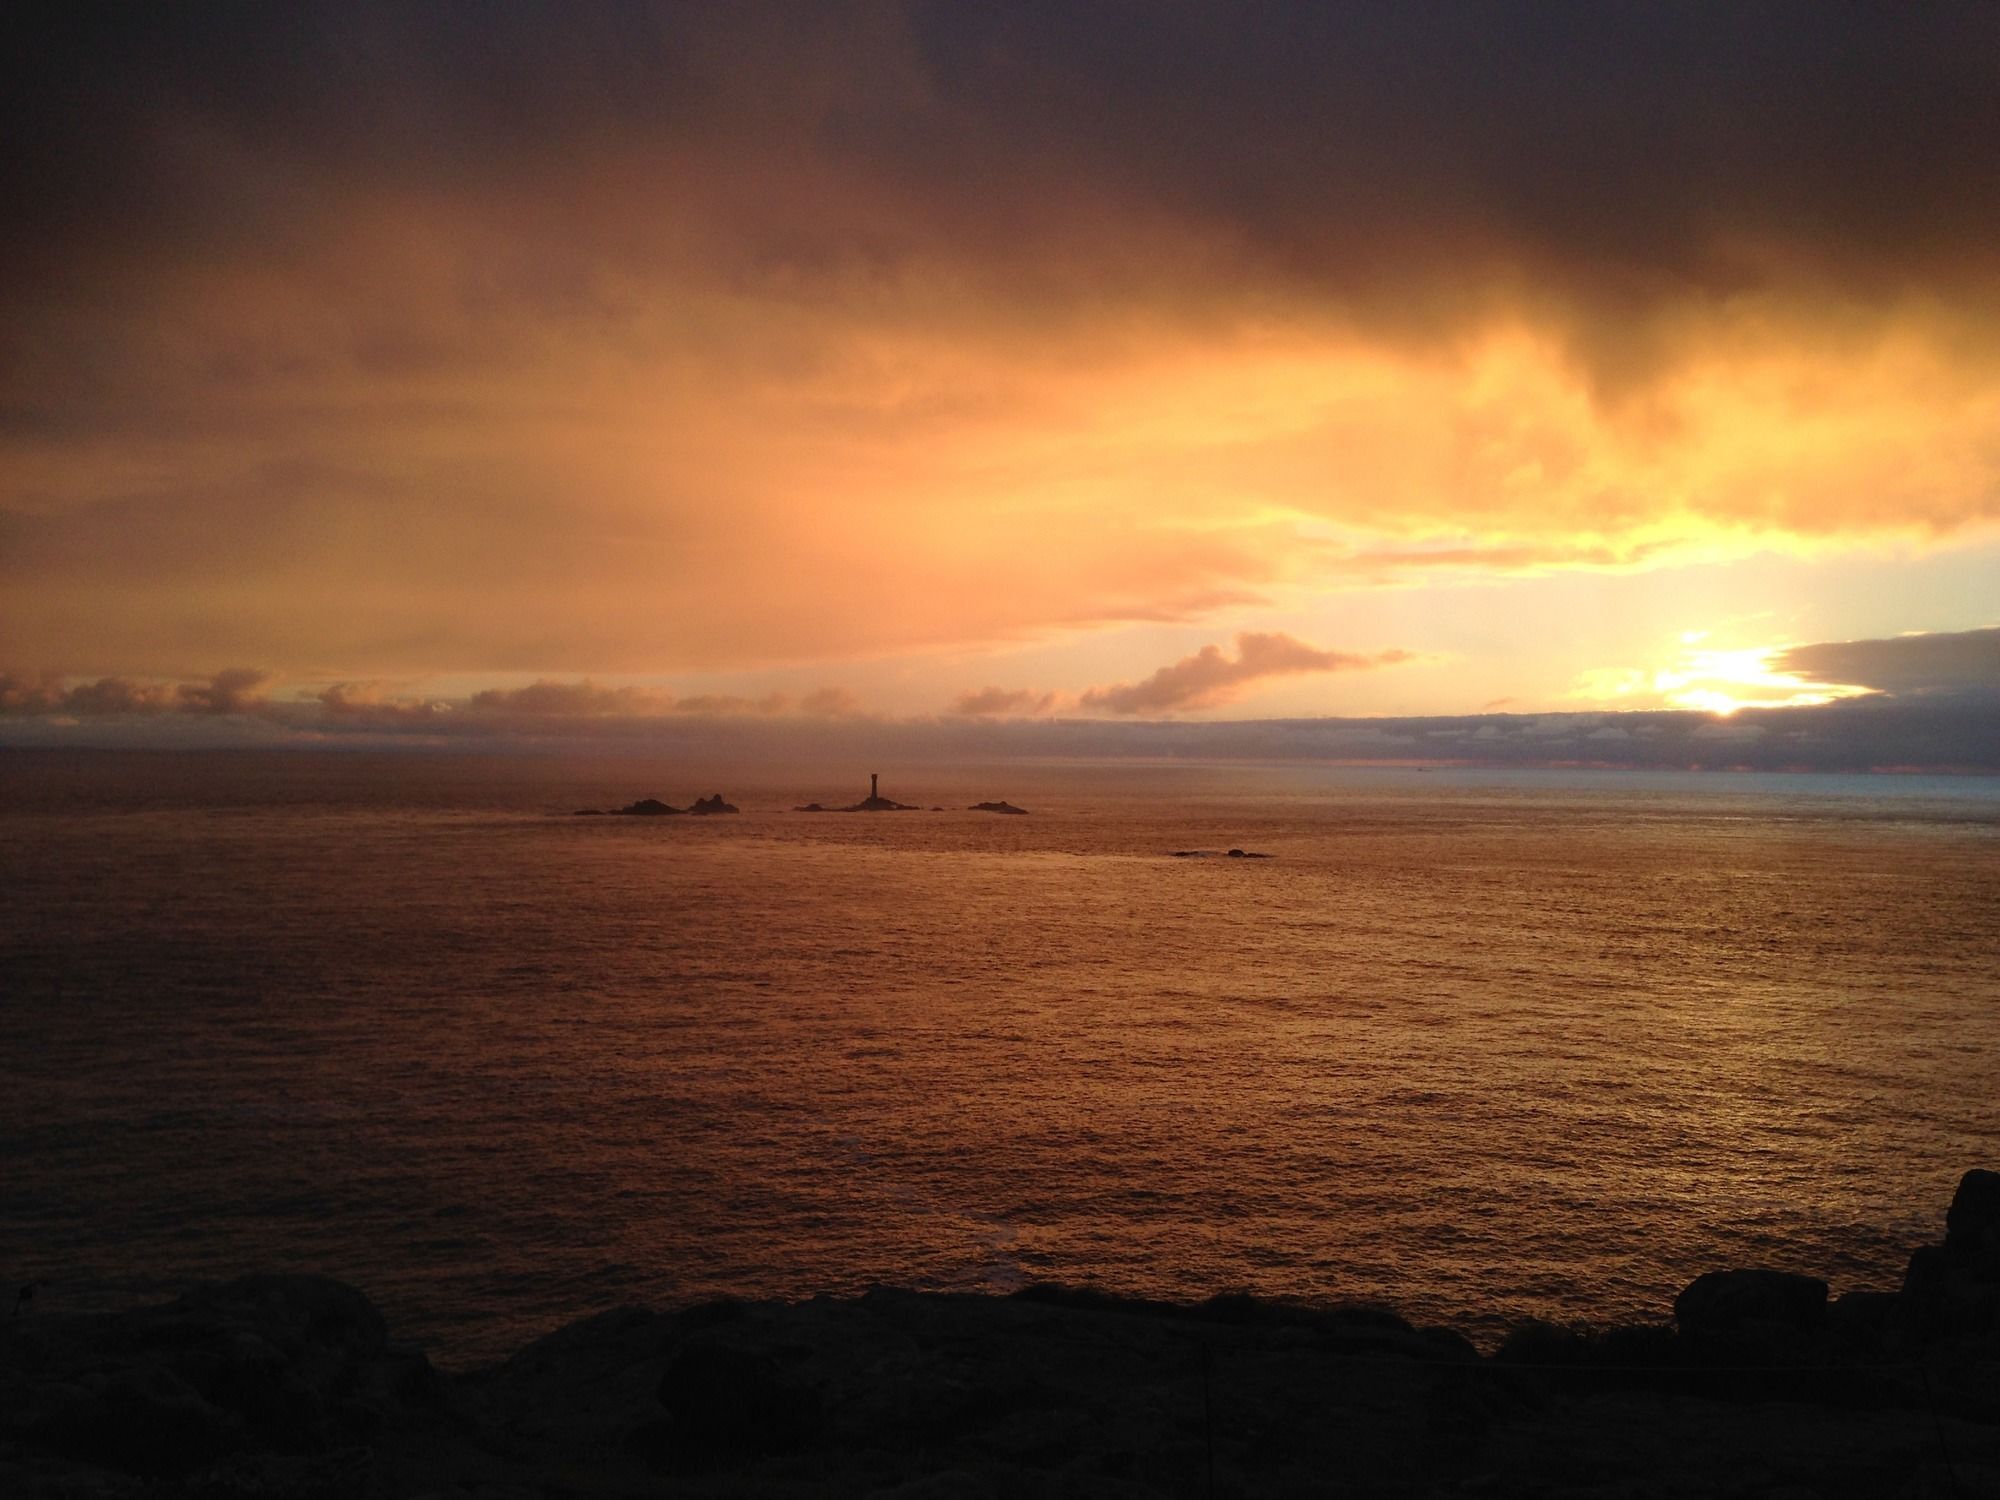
968,801,1028,815
797,775,921,813
4,1171,1996,1497
571,794,739,816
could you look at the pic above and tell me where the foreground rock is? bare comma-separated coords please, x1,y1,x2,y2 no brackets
6,1173,1998,1497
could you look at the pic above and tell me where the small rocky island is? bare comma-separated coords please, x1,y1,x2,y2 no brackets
5,1171,1996,1497
573,794,739,816
1170,847,1272,858
795,774,921,813
968,801,1028,815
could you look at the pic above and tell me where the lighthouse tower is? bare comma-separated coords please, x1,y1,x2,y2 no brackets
870,773,879,800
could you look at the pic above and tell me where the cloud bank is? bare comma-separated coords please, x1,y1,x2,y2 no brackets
4,628,2000,771
948,687,1061,719
0,669,271,718
1775,626,2000,699
1079,634,1412,715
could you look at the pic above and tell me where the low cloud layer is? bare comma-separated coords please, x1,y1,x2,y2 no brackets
468,680,682,717
0,672,867,736
4,660,2000,772
948,687,1061,719
1078,634,1412,715
1776,627,2000,698
0,669,270,718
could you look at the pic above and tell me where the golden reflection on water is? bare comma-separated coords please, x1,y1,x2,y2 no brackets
2,757,1996,1361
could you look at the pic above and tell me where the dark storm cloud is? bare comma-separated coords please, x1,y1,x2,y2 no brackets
7,1,1997,339
6,2,2000,687
1777,627,2000,699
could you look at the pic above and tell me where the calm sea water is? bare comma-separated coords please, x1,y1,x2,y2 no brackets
3,751,1997,1364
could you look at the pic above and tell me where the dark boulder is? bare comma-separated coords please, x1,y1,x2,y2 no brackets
0,1274,435,1481
474,1305,682,1452
1674,1269,1827,1335
1899,1170,2000,1349
1947,1168,2000,1255
44,1363,242,1478
653,1334,822,1466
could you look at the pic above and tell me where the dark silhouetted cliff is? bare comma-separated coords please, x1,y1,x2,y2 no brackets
4,1172,1996,1496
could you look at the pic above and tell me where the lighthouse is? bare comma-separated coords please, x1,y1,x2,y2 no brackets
870,773,879,800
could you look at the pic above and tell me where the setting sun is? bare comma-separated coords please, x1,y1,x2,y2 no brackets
1574,639,1879,716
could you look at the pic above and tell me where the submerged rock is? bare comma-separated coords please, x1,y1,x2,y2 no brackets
968,801,1028,815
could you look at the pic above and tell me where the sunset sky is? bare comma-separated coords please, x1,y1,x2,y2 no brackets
4,2,1997,757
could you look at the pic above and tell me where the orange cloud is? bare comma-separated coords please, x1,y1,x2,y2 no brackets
947,686,1061,718
4,7,1998,691
1078,633,1412,715
467,680,678,717
798,686,864,717
0,669,268,717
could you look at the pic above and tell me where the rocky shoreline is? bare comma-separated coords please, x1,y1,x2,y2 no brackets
4,1171,1995,1498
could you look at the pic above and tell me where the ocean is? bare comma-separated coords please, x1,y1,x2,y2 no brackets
3,750,1997,1364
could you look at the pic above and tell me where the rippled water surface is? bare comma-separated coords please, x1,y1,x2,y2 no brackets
3,751,1997,1363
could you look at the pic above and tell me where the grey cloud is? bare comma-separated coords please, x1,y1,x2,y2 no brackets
5,677,1999,773
1079,633,1412,715
948,686,1060,718
315,682,453,724
467,680,678,717
672,693,790,718
175,667,270,715
799,687,863,717
0,668,266,716
1777,626,2000,698
7,4,1998,375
